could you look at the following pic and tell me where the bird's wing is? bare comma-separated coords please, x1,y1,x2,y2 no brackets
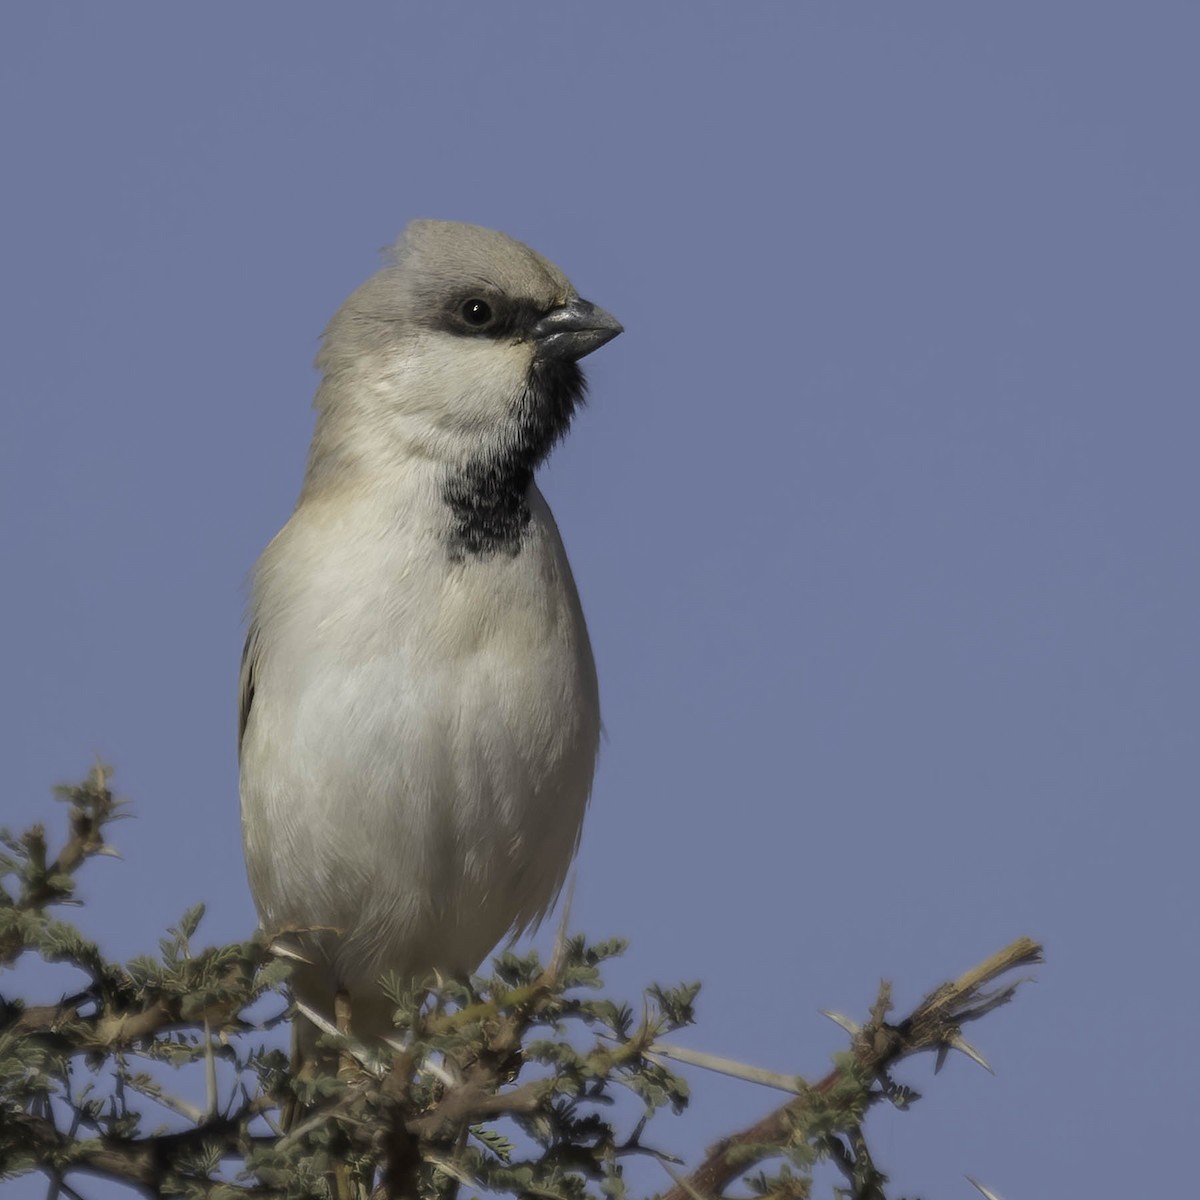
238,621,259,763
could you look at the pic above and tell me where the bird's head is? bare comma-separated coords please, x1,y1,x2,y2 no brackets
305,220,622,490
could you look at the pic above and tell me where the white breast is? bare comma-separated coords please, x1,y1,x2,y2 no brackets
239,480,599,1023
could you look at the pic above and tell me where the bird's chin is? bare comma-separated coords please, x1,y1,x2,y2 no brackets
523,358,586,446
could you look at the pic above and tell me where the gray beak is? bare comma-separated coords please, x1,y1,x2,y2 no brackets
533,298,623,362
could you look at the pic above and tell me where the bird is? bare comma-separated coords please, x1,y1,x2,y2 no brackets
238,219,621,1048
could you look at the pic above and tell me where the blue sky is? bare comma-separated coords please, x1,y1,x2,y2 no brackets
2,5,1197,1196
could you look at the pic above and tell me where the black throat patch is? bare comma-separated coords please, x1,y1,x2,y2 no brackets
443,359,585,560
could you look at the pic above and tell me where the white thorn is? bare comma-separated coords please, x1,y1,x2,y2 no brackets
820,1009,862,1036
949,1034,993,1074
202,1017,218,1120
268,940,314,965
420,1057,457,1088
293,1002,382,1075
647,1041,804,1094
966,1176,1003,1200
125,1078,204,1124
292,1001,341,1039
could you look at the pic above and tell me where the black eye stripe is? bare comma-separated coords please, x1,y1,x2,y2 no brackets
438,295,548,341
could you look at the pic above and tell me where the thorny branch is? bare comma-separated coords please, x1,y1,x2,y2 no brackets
660,936,1043,1200
2,770,1042,1199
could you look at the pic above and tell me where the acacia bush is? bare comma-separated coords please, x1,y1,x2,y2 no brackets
0,767,1040,1199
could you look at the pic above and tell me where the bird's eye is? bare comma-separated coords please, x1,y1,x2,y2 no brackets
461,298,493,327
